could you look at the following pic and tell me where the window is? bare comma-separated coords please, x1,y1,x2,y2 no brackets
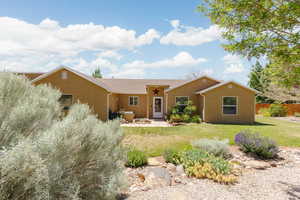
129,96,139,106
175,96,189,112
59,95,73,111
61,71,68,79
223,97,237,115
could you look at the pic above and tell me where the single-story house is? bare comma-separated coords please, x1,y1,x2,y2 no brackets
21,66,257,124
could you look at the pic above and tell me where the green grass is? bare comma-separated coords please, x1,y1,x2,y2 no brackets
122,116,300,156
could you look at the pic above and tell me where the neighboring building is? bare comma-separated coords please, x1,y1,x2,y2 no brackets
21,66,257,124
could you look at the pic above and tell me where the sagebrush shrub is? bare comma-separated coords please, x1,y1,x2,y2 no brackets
268,104,287,117
192,138,231,158
163,149,181,165
0,73,61,147
235,130,279,159
0,73,126,200
126,149,147,168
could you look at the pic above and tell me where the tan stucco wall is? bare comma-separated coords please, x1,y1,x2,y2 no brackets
109,93,119,113
203,83,255,124
166,78,219,116
33,69,109,121
118,94,147,118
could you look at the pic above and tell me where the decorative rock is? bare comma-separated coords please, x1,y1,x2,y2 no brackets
147,157,162,166
176,165,185,176
244,160,271,170
137,173,145,182
167,163,176,172
143,167,172,187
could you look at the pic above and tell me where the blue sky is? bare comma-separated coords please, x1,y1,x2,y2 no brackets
0,0,254,83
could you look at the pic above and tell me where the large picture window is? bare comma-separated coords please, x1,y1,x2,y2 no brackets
223,97,237,115
129,96,139,106
175,96,189,112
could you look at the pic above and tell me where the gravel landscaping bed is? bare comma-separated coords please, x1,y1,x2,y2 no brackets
125,148,300,200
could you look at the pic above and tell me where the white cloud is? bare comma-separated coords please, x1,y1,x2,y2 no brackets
170,20,180,29
124,51,206,69
110,68,145,78
107,52,207,78
222,54,245,74
224,63,244,73
0,17,160,72
160,20,223,46
97,50,122,60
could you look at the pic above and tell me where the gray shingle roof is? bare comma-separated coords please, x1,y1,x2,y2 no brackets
97,78,185,94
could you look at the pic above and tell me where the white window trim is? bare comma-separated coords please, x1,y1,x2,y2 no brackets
222,96,238,116
128,96,139,106
175,96,189,105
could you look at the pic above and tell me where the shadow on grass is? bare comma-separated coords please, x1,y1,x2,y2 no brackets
209,121,275,126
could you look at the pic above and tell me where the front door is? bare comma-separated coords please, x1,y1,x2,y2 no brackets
153,97,163,118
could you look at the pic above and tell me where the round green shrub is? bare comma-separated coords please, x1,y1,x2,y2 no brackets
163,149,181,165
169,114,182,123
126,149,148,168
268,104,287,117
190,115,201,123
182,114,191,123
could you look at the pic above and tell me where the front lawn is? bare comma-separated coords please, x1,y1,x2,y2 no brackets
122,116,300,156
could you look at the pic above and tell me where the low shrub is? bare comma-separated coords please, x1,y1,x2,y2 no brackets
183,101,197,115
182,114,191,123
235,130,279,159
258,108,270,117
169,101,201,123
268,104,287,117
192,138,231,159
169,114,182,123
126,149,148,168
180,149,236,184
190,115,201,123
294,112,300,117
163,149,181,165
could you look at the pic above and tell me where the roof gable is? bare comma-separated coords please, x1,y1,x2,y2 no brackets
196,81,258,94
165,75,221,93
32,66,112,92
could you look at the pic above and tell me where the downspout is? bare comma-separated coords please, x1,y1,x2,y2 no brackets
165,93,168,115
107,92,112,120
202,94,206,122
146,87,149,119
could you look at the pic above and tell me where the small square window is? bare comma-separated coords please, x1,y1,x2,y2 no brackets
61,71,68,79
223,97,237,115
129,96,138,106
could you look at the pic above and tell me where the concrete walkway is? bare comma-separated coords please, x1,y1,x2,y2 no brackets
121,119,171,127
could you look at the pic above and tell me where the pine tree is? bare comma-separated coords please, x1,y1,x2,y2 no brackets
248,62,273,103
92,67,103,78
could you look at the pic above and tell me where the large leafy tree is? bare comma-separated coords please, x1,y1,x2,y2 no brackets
199,0,300,87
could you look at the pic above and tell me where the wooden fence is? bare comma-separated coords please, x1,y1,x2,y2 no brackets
256,103,300,116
